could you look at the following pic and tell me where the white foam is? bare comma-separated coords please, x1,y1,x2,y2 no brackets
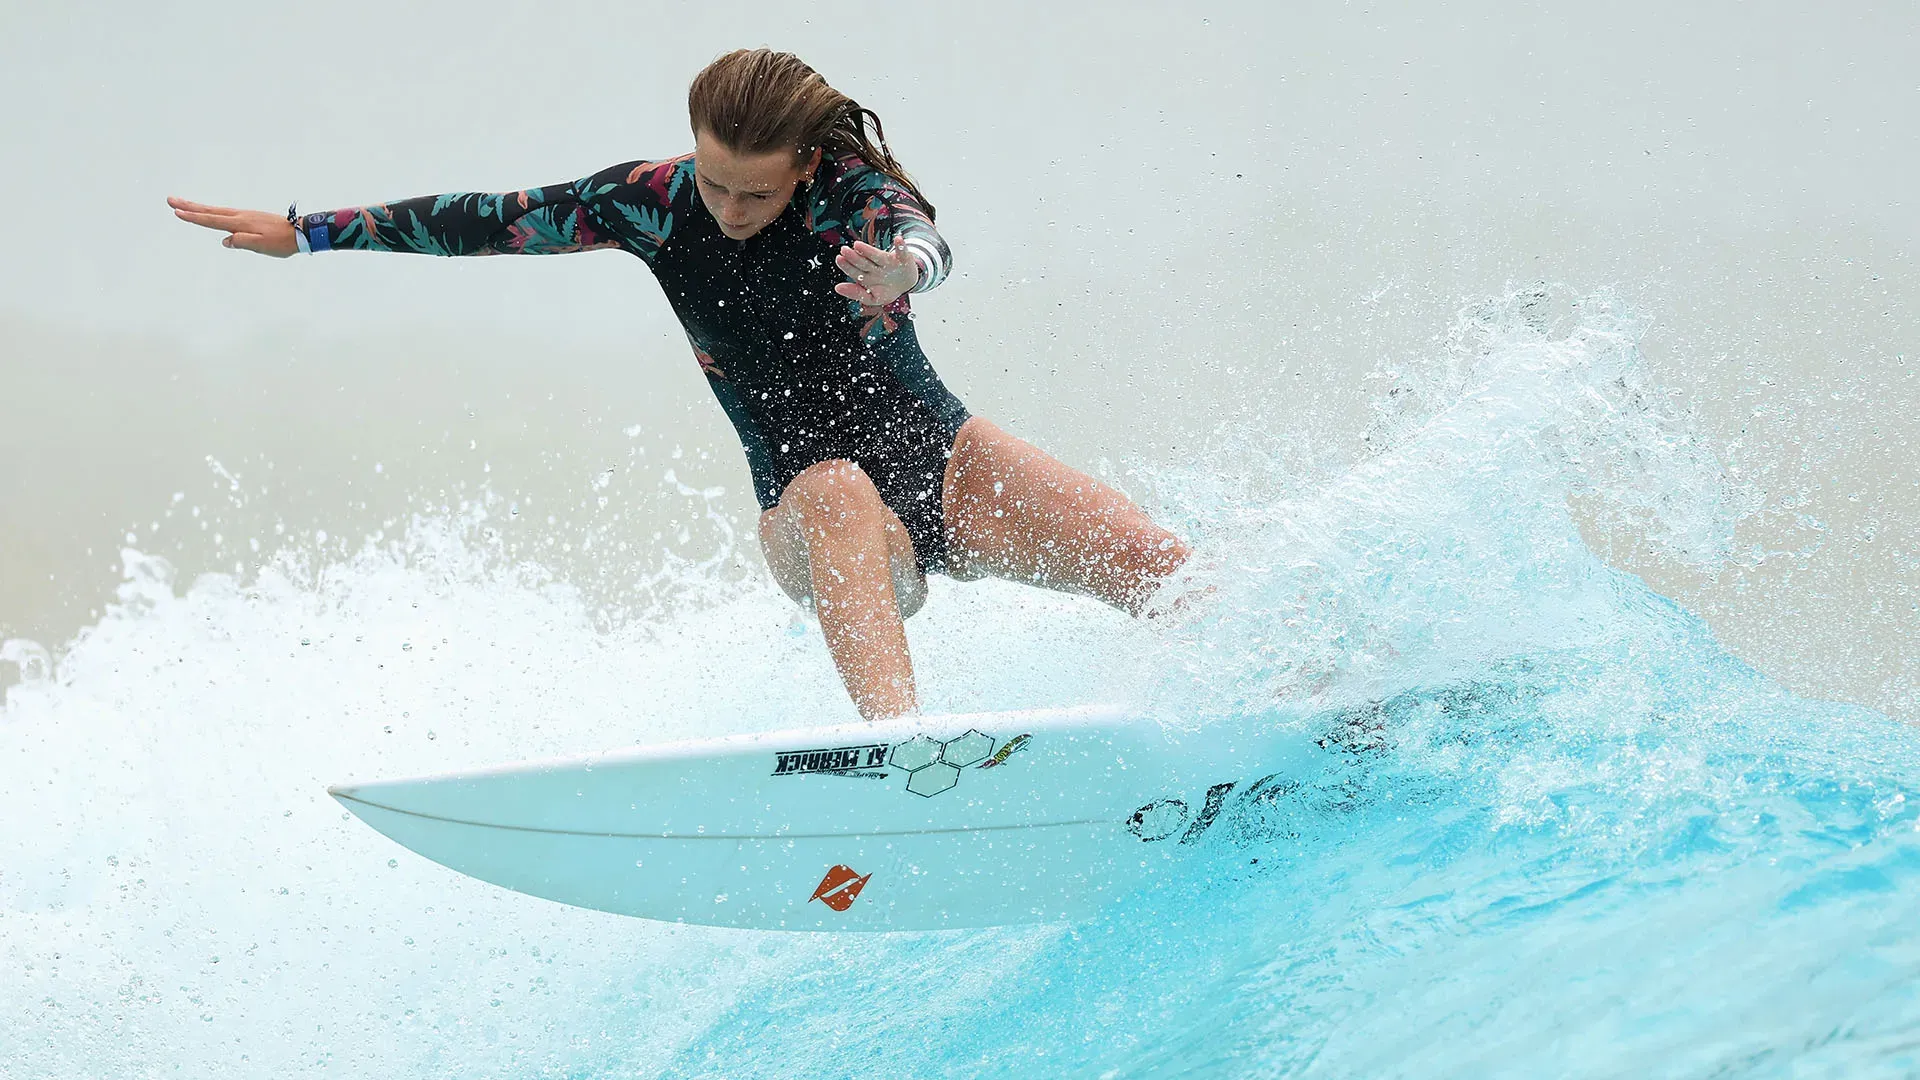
0,289,1775,1075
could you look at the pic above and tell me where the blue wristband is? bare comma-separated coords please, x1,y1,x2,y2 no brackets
302,212,333,253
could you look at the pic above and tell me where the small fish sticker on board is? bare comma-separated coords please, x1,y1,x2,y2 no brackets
977,733,1032,769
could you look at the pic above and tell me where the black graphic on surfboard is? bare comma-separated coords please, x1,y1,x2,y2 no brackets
889,730,995,796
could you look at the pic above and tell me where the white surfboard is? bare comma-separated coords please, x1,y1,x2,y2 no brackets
328,704,1327,931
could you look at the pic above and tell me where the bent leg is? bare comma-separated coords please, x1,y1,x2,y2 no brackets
942,417,1190,614
758,460,927,719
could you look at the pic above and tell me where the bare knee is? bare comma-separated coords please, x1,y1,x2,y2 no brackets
771,460,928,618
783,459,890,529
758,505,813,606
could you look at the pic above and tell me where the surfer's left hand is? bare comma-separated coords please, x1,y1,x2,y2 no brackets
834,238,918,312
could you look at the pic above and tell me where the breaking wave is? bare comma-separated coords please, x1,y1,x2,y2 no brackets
5,288,1916,1078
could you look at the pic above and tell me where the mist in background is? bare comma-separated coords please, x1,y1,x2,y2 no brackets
1,0,1914,717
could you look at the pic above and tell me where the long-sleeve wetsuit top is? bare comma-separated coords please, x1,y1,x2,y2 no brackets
296,152,970,566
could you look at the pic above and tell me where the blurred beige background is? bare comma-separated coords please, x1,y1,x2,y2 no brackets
0,0,1913,716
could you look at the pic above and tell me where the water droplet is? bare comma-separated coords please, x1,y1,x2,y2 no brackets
387,859,398,868
426,730,437,740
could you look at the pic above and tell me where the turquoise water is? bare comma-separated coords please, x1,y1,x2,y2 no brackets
4,291,1916,1077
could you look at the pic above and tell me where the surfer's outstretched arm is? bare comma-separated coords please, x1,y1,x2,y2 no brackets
169,157,684,261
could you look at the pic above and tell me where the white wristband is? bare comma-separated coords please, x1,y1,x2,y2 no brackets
900,235,946,293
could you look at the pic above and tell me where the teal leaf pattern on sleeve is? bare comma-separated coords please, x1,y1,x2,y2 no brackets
318,157,687,262
398,213,453,256
491,206,615,255
612,201,673,254
665,158,691,202
332,207,389,251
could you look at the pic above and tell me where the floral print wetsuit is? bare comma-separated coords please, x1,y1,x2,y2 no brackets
296,152,969,571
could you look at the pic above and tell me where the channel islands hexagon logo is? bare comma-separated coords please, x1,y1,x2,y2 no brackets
891,729,995,797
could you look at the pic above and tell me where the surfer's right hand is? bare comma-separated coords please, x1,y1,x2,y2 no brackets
167,197,299,258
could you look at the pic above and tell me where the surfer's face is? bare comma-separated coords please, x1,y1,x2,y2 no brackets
693,132,818,241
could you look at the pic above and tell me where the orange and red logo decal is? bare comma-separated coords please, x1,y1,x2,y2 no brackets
810,865,872,911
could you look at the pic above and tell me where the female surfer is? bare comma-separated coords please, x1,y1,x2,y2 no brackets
170,48,1190,720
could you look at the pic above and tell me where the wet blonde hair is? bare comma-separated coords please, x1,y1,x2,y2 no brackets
688,48,935,219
